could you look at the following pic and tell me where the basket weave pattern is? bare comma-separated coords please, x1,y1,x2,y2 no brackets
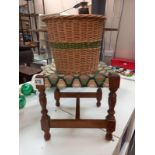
43,15,106,74
53,48,100,74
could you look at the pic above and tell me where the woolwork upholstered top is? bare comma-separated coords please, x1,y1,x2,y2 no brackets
38,61,116,89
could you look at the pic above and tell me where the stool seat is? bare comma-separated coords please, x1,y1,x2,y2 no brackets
37,62,115,89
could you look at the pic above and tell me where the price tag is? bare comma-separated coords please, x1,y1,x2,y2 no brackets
35,78,44,85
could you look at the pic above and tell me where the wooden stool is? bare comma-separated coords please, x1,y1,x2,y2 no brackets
35,73,120,141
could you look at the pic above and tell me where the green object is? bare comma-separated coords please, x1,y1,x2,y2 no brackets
21,83,36,96
127,74,133,77
50,41,101,49
19,95,26,109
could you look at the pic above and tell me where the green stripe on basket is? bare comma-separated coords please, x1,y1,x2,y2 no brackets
50,41,101,49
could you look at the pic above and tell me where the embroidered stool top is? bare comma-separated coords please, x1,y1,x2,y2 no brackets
35,61,116,89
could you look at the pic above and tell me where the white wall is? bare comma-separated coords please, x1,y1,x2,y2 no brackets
115,0,135,59
104,0,135,60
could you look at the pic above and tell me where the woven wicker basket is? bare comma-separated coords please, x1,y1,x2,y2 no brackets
42,15,106,75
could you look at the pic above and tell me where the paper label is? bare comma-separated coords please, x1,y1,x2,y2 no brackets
35,78,44,85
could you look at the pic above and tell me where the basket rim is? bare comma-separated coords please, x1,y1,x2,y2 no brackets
42,14,106,22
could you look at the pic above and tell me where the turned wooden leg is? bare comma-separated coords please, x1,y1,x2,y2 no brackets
36,75,51,141
106,73,120,140
96,88,102,107
76,97,80,119
38,87,51,141
54,88,60,107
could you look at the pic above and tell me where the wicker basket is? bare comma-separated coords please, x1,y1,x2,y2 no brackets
42,15,106,75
